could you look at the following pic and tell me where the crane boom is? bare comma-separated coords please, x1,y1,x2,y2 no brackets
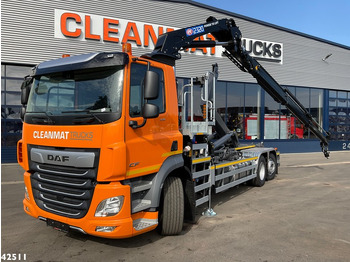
146,16,330,158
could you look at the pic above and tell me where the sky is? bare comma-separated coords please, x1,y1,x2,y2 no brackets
195,0,350,47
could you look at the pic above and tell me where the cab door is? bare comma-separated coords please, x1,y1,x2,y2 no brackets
124,62,173,178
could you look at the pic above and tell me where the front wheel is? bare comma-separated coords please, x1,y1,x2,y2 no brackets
252,157,266,187
266,154,277,181
159,176,184,236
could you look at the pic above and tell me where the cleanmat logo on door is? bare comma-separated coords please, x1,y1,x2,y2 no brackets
33,131,93,141
54,9,283,63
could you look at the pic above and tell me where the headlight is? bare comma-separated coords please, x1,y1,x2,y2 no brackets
95,196,124,217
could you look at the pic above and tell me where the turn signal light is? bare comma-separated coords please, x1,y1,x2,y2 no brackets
17,140,23,163
202,104,207,119
25,186,30,200
62,54,70,58
122,43,132,55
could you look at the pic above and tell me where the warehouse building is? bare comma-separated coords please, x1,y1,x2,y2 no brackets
2,0,350,162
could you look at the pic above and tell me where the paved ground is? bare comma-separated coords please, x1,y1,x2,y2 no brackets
2,151,350,262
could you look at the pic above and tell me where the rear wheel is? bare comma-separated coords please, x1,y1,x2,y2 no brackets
266,154,277,181
252,157,266,187
159,176,184,235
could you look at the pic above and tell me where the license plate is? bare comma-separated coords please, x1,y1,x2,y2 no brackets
47,218,70,233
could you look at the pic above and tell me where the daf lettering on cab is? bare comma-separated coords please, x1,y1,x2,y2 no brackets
18,16,330,238
47,155,69,162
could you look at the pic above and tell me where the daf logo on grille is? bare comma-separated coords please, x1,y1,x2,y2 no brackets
47,154,70,162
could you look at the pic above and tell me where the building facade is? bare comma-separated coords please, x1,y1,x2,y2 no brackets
2,0,350,162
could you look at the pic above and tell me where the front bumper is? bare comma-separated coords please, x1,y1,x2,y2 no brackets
23,172,158,238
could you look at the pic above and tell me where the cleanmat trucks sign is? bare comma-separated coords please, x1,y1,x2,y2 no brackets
54,9,283,64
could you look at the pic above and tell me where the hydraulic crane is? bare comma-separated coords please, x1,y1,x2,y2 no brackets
145,16,330,158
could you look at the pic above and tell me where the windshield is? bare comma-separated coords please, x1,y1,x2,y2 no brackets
27,66,124,116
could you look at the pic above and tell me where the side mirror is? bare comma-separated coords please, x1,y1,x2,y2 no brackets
21,76,33,105
20,106,26,121
144,71,159,99
129,70,160,128
142,103,159,119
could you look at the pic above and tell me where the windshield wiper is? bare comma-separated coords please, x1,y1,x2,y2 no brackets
30,111,55,125
45,112,56,124
61,110,105,124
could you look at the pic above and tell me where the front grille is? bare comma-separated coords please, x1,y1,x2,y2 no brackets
28,145,99,219
31,166,96,218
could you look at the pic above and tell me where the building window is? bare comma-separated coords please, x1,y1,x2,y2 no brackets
279,87,297,139
264,91,281,139
263,85,324,140
226,82,244,139
1,64,33,150
329,90,350,140
294,87,310,139
216,81,227,125
310,88,324,139
244,83,261,140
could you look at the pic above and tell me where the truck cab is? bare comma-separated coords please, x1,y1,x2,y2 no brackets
19,47,183,238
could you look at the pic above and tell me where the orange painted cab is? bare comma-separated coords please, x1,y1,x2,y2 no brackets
18,48,183,238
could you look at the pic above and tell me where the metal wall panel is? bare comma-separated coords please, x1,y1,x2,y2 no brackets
2,0,350,90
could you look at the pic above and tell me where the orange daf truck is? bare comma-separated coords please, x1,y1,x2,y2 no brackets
18,16,330,238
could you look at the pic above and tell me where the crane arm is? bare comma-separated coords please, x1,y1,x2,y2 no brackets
147,16,330,158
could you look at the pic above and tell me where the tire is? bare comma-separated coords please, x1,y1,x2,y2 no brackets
266,154,277,181
252,156,266,187
159,176,184,236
